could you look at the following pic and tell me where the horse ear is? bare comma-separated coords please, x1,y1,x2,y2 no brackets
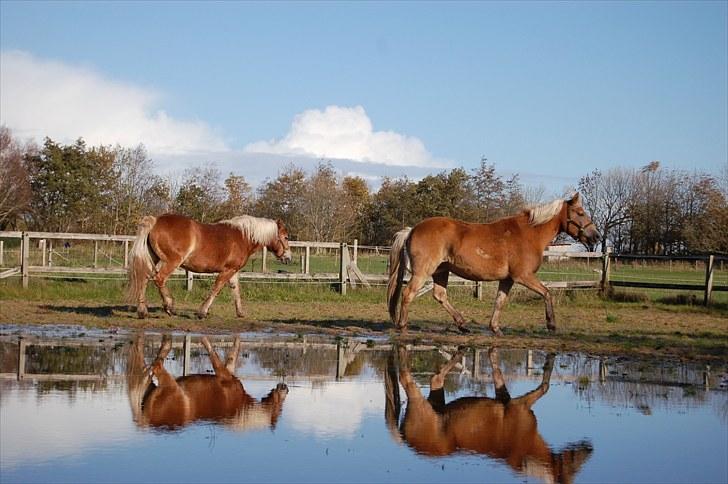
567,192,581,205
276,219,284,229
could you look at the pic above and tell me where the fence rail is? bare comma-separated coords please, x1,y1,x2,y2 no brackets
1,230,725,305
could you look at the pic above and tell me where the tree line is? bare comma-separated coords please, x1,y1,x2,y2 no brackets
1,126,726,254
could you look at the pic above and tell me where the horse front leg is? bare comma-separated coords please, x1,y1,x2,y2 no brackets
228,273,245,318
224,335,241,373
516,274,556,332
200,336,235,380
487,347,512,403
489,278,514,336
510,353,556,408
197,268,238,319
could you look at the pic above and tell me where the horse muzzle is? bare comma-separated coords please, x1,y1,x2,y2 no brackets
278,250,292,264
583,228,601,251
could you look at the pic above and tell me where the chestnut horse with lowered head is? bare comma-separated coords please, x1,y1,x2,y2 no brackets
387,193,600,335
126,214,292,319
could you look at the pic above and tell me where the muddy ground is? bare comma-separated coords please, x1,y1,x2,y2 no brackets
1,297,726,362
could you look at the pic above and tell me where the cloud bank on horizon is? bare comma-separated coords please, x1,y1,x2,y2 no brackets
0,50,228,155
244,105,444,167
1,50,442,169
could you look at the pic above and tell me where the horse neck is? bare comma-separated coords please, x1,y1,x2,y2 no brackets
521,212,563,251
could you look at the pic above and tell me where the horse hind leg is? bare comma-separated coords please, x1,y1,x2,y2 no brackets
153,260,181,316
397,273,428,331
149,334,177,387
430,348,464,390
136,277,150,319
431,271,469,333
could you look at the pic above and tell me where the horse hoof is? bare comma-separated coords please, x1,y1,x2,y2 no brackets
491,328,504,337
457,325,471,334
547,325,557,332
197,312,207,320
165,308,176,317
137,311,148,320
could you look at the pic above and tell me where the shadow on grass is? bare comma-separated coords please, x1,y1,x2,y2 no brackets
40,304,167,318
265,317,392,333
656,293,728,312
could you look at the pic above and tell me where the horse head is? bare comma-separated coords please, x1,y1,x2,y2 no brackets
564,193,601,250
270,219,293,264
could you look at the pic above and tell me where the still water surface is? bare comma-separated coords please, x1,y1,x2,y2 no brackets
0,325,726,483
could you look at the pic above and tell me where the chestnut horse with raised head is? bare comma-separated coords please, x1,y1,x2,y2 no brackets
127,333,288,430
387,193,600,335
385,346,593,483
126,214,292,319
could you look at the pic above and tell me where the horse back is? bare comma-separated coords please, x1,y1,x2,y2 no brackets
177,375,253,421
150,214,252,272
408,217,515,280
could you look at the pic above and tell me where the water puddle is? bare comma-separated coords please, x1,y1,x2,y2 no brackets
1,325,726,483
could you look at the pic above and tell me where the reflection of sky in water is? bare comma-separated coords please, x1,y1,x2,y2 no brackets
1,342,726,483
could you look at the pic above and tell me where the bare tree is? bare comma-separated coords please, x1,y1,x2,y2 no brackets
0,126,33,229
578,167,635,254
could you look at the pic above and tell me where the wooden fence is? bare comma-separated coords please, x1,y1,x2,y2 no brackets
1,230,725,305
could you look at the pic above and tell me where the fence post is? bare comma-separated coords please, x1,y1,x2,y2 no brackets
262,246,267,273
353,239,358,266
305,245,310,274
17,338,26,381
123,240,129,269
48,240,53,267
93,241,99,269
474,281,483,300
40,239,47,266
704,255,715,306
21,232,29,289
183,334,192,376
472,349,481,379
186,270,194,291
601,247,612,293
0,240,4,266
339,242,348,295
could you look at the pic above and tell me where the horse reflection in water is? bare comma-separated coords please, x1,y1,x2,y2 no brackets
127,334,288,430
385,347,592,483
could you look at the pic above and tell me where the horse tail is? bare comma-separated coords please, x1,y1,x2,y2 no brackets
387,227,412,324
125,216,157,304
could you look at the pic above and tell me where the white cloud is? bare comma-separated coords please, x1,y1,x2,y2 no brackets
0,50,228,155
245,105,443,167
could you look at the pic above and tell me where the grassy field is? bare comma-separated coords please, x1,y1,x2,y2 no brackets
1,275,726,362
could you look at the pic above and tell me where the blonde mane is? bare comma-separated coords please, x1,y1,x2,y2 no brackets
526,199,565,226
221,215,278,245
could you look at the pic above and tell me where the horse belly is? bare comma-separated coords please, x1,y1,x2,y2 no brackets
447,254,508,281
182,250,245,274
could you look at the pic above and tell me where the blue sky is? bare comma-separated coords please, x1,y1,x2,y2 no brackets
1,1,726,190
